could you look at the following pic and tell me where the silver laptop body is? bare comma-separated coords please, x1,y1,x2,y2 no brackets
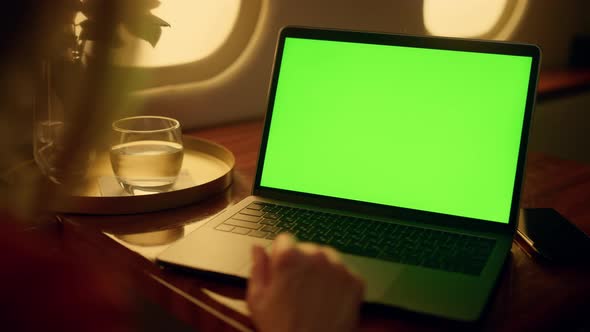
158,27,540,322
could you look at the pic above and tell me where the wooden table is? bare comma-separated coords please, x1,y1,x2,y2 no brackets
57,119,590,331
538,68,590,101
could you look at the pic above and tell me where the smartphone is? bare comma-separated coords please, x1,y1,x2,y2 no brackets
517,208,590,263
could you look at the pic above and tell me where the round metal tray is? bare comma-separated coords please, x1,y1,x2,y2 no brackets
13,136,234,215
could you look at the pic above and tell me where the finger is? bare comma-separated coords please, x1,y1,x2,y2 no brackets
271,232,296,259
320,245,342,264
297,243,342,265
247,245,270,303
297,242,320,255
271,233,306,271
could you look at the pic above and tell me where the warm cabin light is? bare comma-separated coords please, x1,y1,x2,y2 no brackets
114,0,241,67
423,0,527,40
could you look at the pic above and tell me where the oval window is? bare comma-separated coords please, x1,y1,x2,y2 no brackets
423,0,528,40
114,0,241,67
105,0,263,89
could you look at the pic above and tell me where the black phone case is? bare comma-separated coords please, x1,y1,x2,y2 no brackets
517,208,590,263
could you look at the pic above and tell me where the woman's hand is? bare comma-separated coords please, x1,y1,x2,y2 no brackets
247,233,365,332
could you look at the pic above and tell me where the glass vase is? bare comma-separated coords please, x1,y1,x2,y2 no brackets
33,45,92,184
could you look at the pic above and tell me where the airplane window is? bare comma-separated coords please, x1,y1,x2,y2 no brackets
423,0,528,40
90,0,265,90
113,0,241,67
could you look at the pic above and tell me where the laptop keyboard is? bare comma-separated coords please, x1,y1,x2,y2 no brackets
214,202,496,276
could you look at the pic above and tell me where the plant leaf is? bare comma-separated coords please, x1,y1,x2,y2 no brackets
123,14,169,47
79,2,169,48
78,19,124,47
123,21,162,47
147,13,170,27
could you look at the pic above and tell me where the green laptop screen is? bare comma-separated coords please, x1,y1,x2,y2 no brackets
260,37,533,223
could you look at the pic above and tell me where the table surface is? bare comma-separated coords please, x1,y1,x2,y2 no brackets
58,119,590,332
538,68,590,100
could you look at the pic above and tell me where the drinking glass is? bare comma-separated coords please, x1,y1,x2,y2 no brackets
110,116,183,193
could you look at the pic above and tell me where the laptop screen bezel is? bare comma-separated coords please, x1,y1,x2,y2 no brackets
253,26,541,234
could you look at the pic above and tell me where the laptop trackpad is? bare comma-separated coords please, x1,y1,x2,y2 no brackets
342,254,404,301
236,242,274,278
238,248,404,299
158,230,267,277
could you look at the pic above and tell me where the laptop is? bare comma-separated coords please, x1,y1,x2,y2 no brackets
158,27,540,322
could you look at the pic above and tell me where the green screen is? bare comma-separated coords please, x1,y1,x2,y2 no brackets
260,37,532,223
